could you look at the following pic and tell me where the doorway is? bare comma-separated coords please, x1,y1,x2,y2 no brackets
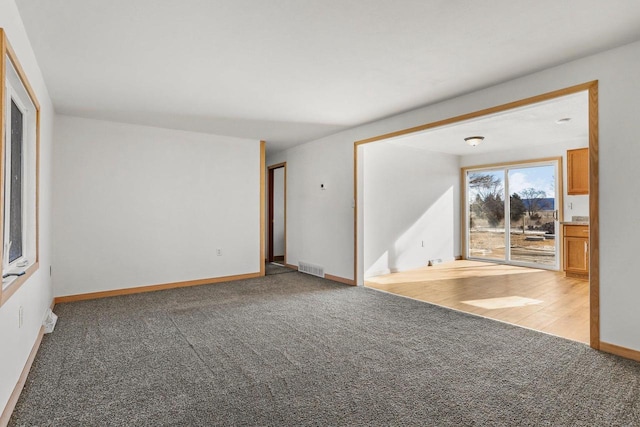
355,82,599,348
267,163,286,265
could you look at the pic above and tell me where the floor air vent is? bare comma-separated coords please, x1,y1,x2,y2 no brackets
298,261,325,278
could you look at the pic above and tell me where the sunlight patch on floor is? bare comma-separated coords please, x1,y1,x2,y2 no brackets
462,295,543,309
366,262,546,285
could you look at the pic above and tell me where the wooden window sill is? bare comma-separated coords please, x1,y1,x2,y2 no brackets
0,262,39,307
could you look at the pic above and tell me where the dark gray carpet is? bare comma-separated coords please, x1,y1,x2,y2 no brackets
10,272,640,426
265,262,294,275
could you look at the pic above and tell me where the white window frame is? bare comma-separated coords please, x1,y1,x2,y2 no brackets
463,158,563,271
3,82,29,270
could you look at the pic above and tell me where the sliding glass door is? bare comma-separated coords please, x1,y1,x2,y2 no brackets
466,160,560,270
468,169,506,261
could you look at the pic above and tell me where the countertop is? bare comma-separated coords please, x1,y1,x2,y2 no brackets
561,216,589,225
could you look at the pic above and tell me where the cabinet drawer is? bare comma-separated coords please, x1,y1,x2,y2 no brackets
564,225,589,237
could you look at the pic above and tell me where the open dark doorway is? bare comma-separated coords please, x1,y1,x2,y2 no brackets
267,163,286,265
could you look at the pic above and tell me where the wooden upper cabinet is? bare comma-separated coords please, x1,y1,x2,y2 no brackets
567,148,589,195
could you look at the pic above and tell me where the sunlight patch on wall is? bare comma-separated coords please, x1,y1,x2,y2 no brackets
365,251,390,278
392,187,455,270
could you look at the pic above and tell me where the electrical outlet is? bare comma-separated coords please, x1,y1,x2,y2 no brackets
18,306,23,328
216,248,222,256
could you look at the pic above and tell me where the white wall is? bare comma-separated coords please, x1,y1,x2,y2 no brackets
363,143,459,277
266,136,354,279
273,39,640,352
0,0,54,415
273,167,285,257
53,115,261,297
461,139,589,219
362,138,586,279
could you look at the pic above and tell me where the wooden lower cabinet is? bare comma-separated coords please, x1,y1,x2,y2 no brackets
563,224,589,279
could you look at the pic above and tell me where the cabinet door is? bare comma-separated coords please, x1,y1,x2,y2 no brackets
564,237,588,274
567,148,589,195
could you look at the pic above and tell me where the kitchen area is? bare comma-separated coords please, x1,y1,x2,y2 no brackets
562,147,590,279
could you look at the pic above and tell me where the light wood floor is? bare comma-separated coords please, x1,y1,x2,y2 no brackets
365,260,589,343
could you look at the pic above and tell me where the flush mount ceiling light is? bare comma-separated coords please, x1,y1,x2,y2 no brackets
464,136,484,147
556,117,572,124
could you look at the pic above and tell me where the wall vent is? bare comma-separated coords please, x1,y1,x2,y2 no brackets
298,261,324,278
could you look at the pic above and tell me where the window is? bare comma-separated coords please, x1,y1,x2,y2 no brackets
0,29,40,305
6,98,25,265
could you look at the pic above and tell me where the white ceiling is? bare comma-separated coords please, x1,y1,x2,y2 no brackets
387,91,588,156
15,1,640,153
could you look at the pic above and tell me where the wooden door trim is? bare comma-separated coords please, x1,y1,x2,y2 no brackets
268,168,274,262
588,83,600,349
353,81,600,350
259,141,266,275
267,162,286,265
